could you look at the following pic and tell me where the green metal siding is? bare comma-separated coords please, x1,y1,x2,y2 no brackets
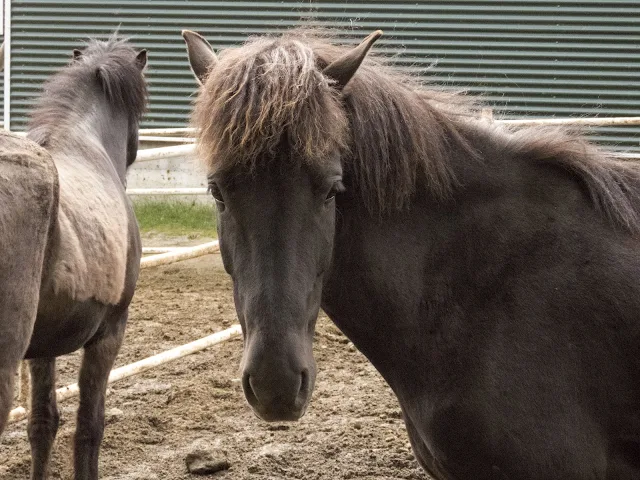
8,0,640,151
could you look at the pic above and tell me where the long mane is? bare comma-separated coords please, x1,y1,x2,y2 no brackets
27,35,147,148
193,30,640,232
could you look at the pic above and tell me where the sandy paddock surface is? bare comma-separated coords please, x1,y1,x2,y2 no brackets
1,248,428,479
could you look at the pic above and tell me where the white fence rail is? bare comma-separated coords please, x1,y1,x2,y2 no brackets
130,116,640,166
133,116,640,137
7,116,640,165
135,143,195,162
138,136,195,143
142,246,190,254
499,116,640,127
9,324,242,424
138,127,194,136
140,240,219,269
127,187,207,195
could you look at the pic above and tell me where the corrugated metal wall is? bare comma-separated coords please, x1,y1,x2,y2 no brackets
8,0,640,151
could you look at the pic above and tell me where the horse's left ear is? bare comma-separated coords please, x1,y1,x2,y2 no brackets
323,30,383,90
135,49,148,71
0,43,4,71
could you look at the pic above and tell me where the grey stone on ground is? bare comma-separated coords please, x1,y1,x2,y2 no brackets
105,407,124,425
106,407,124,418
185,449,230,475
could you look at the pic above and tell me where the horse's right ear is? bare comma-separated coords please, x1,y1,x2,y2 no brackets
73,49,83,61
0,43,4,71
182,30,217,85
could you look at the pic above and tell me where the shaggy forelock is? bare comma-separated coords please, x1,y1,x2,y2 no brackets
192,31,479,212
194,36,349,173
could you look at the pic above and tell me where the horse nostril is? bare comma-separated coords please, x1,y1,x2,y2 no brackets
299,370,309,396
242,373,259,405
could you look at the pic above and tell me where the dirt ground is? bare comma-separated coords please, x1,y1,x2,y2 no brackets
0,240,428,479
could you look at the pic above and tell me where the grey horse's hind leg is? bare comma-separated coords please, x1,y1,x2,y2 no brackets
73,309,127,480
0,292,42,436
0,259,46,435
28,358,59,480
0,365,18,434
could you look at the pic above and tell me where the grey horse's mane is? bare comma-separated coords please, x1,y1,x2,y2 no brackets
28,35,147,149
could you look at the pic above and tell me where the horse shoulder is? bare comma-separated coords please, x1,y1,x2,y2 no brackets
46,149,130,305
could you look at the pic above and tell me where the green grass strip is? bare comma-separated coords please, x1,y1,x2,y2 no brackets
133,200,217,238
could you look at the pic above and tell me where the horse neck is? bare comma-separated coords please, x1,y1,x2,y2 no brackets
320,147,481,393
82,98,130,184
321,200,426,390
320,124,583,395
41,94,131,185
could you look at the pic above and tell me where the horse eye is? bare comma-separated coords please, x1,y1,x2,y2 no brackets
326,190,337,202
325,180,345,203
209,184,225,205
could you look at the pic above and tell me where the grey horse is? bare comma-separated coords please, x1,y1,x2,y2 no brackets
0,36,147,480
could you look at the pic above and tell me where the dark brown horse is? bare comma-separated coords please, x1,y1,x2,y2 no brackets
0,37,147,479
183,29,640,479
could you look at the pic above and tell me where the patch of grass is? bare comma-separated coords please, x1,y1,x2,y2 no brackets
133,200,217,238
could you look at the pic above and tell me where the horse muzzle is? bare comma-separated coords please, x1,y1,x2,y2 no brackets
241,362,315,422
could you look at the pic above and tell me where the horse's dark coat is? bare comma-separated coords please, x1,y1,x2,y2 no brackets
0,36,147,480
185,30,640,479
